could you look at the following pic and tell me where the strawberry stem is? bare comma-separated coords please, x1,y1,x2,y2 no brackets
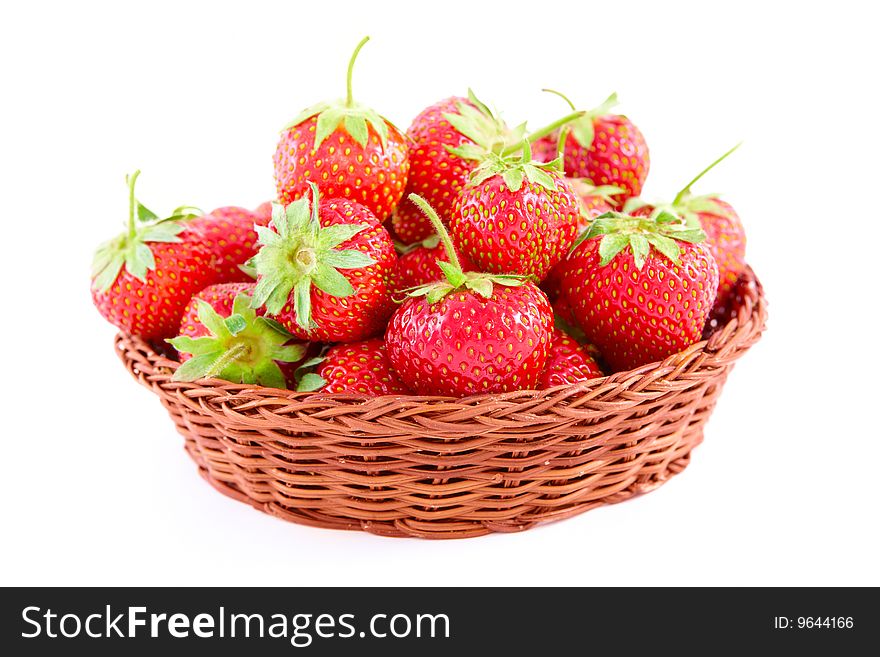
502,111,584,156
542,88,576,111
555,127,569,170
673,142,742,205
407,193,462,274
345,36,370,108
127,169,141,240
204,342,249,379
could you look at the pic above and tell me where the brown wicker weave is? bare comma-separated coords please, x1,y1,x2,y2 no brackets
117,267,766,539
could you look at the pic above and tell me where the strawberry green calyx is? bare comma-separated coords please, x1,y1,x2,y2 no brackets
624,143,742,225
250,184,377,330
91,170,199,293
573,210,707,270
291,354,329,392
443,89,516,159
405,194,525,302
468,141,563,193
281,36,396,151
168,293,305,388
542,89,619,150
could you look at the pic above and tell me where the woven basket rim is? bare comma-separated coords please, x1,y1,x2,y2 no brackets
120,265,766,408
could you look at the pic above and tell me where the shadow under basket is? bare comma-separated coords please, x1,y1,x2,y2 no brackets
117,266,767,539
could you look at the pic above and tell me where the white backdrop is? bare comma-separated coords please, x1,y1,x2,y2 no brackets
1,0,877,586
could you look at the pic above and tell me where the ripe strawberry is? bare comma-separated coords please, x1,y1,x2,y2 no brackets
296,339,410,395
560,211,719,371
273,37,409,219
537,91,649,203
187,206,271,283
385,196,554,396
568,180,624,225
91,171,217,340
538,179,620,309
538,329,604,388
391,92,510,244
250,185,397,342
625,144,746,311
693,197,745,311
450,145,580,281
168,286,306,389
177,282,256,339
394,234,478,293
254,201,274,223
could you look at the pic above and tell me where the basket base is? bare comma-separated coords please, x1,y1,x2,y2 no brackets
184,439,698,540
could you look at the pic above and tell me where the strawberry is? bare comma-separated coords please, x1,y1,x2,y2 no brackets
250,184,397,343
568,180,624,225
625,144,746,311
296,339,410,396
273,37,409,220
538,329,604,388
450,144,580,282
385,196,554,396
560,211,719,371
537,91,649,203
394,234,478,294
538,179,620,312
254,201,274,223
168,286,306,389
91,171,217,340
187,206,271,283
391,92,510,244
177,282,256,339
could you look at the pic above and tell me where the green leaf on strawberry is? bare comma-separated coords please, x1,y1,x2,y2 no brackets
168,293,306,388
542,89,619,149
575,210,708,269
250,184,377,330
91,170,200,293
281,36,398,151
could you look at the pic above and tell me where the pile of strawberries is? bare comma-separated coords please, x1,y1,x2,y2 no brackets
92,37,748,398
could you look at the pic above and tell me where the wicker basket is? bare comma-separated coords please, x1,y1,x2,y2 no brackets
116,267,766,539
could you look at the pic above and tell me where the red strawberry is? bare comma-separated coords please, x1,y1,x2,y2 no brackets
561,211,719,371
693,197,745,311
187,206,271,283
250,185,397,343
568,179,624,225
391,92,510,244
168,284,306,389
254,201,273,223
91,171,218,340
297,339,410,396
178,282,256,339
625,144,746,311
273,37,409,219
394,234,478,293
537,91,649,203
385,196,554,396
538,329,604,388
450,146,580,281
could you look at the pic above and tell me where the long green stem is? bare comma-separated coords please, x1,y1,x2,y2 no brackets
673,142,742,205
542,88,576,111
346,36,370,107
127,169,141,240
502,111,584,156
408,193,461,273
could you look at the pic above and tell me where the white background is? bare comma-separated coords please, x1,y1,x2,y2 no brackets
1,0,878,586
